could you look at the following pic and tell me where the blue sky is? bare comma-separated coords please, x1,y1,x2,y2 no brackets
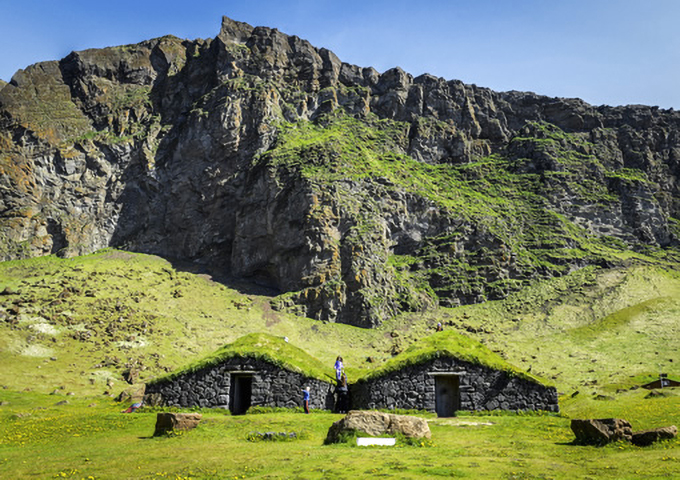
1,0,679,109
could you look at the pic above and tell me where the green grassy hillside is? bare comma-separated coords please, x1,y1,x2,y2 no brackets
0,249,678,395
1,249,679,479
0,249,404,394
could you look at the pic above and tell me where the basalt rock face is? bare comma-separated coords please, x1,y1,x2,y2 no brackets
1,17,679,327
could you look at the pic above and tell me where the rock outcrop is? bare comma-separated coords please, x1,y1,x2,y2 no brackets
571,418,633,445
115,383,146,403
153,412,202,436
1,16,679,327
632,425,677,446
324,410,431,444
572,419,677,447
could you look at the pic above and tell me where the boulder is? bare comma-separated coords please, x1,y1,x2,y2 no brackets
325,410,430,444
571,418,632,445
632,426,677,447
122,368,139,385
116,383,146,403
153,413,202,436
645,389,671,398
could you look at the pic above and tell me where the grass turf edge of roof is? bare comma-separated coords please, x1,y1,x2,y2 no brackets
352,330,552,387
147,332,337,385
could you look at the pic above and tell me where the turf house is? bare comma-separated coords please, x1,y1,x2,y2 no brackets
145,334,336,413
146,331,558,416
350,332,559,416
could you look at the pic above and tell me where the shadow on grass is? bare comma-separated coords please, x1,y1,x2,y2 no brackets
162,256,280,296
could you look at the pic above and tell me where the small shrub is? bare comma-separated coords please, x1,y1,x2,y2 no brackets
395,433,436,447
246,431,307,442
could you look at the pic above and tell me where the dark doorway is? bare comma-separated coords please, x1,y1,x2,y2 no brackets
434,375,460,417
229,374,253,415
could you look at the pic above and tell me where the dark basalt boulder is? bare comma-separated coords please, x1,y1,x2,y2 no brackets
632,425,677,446
570,418,633,445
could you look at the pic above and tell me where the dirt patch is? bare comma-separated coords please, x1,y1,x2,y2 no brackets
20,345,54,357
30,323,59,336
260,299,281,327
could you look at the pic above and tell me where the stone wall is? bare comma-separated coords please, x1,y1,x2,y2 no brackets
145,356,335,411
146,355,557,414
351,357,559,413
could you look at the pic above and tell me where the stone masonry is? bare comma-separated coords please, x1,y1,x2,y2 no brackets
351,357,559,413
145,356,335,411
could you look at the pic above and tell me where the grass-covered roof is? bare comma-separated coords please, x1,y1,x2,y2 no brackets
353,331,551,386
152,331,550,388
148,333,336,385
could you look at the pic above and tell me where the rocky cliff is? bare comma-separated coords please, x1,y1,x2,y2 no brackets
1,17,679,327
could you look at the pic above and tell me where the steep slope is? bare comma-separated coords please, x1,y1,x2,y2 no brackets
0,16,679,327
0,250,677,396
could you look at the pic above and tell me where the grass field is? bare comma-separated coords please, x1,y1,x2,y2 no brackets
0,250,679,478
0,389,678,479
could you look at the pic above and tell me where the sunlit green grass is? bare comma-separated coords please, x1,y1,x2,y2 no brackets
1,250,679,478
354,330,550,386
0,250,403,394
149,332,337,384
0,390,678,479
0,250,678,398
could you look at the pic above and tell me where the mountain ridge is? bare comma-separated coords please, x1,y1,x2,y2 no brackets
0,16,679,327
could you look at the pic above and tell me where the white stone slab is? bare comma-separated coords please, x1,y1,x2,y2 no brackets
356,437,396,446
